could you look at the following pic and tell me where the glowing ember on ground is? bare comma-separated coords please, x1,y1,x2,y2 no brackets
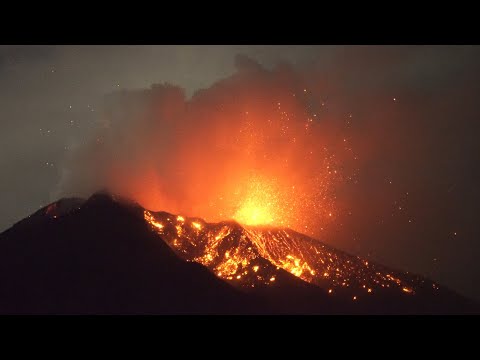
192,222,202,230
144,211,164,231
144,210,430,300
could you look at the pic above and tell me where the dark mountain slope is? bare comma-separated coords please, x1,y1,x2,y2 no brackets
0,192,477,314
0,194,257,314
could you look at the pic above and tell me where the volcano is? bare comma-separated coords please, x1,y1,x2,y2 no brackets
0,192,477,314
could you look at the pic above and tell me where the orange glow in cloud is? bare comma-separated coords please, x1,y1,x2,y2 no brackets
233,175,282,226
63,56,355,236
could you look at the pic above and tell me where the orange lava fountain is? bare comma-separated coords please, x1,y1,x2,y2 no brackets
64,57,356,238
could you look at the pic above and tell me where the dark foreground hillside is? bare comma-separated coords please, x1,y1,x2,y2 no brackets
0,193,477,314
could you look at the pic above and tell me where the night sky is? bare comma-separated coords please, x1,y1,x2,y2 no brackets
1,45,479,301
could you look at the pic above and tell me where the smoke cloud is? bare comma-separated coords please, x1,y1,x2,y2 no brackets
58,54,353,235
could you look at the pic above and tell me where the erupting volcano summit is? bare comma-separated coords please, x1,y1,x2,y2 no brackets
0,193,476,314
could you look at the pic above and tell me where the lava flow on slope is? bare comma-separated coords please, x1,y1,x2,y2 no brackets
7,192,473,314
144,209,439,301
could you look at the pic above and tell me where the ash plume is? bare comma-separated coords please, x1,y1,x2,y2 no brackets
57,55,352,235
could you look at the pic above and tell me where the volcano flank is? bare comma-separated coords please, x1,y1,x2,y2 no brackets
0,192,477,314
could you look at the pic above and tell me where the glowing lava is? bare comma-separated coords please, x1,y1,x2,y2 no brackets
143,209,434,301
234,200,274,226
233,176,280,226
72,61,350,239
